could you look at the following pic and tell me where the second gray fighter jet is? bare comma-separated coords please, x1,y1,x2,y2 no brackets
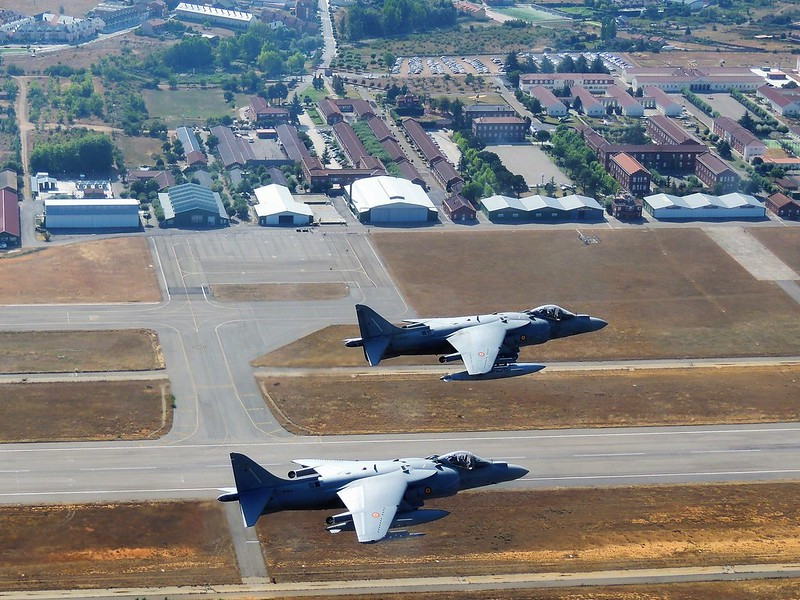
345,304,607,381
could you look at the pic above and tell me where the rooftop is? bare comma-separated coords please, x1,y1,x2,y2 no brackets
611,152,649,176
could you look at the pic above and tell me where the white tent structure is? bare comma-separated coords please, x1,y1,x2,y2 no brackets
349,176,437,224
644,192,765,219
481,194,604,221
253,184,314,226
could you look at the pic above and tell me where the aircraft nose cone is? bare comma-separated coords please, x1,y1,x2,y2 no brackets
506,464,529,481
589,317,608,332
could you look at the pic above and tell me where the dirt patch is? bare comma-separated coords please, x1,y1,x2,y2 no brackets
747,228,800,275
0,330,164,373
252,325,368,368
0,238,160,304
258,483,800,583
256,365,800,435
369,229,800,361
2,1,99,17
0,379,172,442
0,501,238,591
211,283,349,303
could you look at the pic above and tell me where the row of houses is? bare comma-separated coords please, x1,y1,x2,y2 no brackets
525,81,685,120
400,118,464,193
317,98,375,125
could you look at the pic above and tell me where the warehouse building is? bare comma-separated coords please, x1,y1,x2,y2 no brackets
176,126,207,167
158,183,229,228
0,189,20,248
44,198,140,230
174,3,255,29
253,184,313,226
643,192,765,220
481,194,604,222
348,176,437,223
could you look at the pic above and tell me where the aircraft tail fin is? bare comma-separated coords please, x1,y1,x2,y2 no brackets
355,304,400,366
228,453,284,527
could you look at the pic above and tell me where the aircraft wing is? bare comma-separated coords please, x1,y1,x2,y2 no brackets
446,320,526,375
336,470,419,542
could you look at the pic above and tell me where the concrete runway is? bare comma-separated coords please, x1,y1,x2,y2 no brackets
2,225,800,595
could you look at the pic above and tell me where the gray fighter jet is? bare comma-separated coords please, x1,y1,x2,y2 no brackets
344,304,607,381
218,451,528,543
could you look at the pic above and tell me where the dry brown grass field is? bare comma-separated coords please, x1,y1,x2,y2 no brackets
0,379,171,442
0,238,160,304
0,330,163,373
369,229,800,361
4,0,99,16
258,483,800,583
257,365,800,435
260,582,800,600
0,501,237,591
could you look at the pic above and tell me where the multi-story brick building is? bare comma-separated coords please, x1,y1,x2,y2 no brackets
695,152,740,194
471,116,527,143
608,153,651,197
712,116,766,163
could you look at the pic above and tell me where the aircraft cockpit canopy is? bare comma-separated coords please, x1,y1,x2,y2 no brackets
528,304,576,322
431,451,492,470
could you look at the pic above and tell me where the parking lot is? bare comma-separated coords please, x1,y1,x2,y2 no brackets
486,143,572,189
396,55,505,77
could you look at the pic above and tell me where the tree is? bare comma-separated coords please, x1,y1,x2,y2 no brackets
206,134,219,151
164,36,213,71
539,56,555,74
716,139,732,159
575,54,589,74
288,93,303,122
600,17,617,40
312,74,324,91
536,129,551,143
332,74,345,96
504,51,520,74
738,111,757,133
572,95,583,113
383,51,396,71
258,50,284,78
590,55,607,73
557,55,576,73
267,82,288,104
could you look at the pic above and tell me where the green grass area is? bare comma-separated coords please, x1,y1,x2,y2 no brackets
116,135,164,169
299,86,329,104
307,107,324,126
494,5,567,22
142,88,235,128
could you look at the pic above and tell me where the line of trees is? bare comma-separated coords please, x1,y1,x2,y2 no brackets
682,89,719,118
454,132,527,202
548,126,618,197
343,0,456,41
30,133,115,175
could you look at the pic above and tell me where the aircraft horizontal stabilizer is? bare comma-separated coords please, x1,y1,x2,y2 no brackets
441,363,546,382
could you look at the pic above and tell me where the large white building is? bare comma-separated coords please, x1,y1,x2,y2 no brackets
44,198,140,229
253,184,313,226
481,194,604,222
623,67,763,93
349,176,437,223
643,192,765,220
174,3,256,29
